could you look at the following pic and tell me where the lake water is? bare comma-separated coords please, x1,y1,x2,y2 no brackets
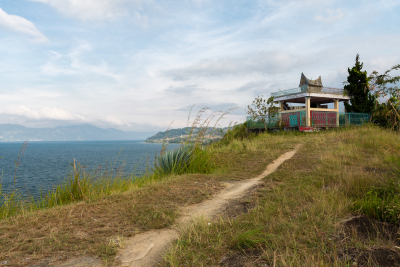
0,141,180,198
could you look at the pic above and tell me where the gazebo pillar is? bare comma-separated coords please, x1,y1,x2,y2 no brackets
334,99,339,127
305,97,311,127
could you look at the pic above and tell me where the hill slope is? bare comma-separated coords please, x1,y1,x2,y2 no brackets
145,127,226,143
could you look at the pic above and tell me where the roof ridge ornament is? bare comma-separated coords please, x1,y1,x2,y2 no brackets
299,73,323,87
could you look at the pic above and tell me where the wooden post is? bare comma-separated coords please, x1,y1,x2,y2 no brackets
334,99,339,127
280,101,284,112
305,97,311,127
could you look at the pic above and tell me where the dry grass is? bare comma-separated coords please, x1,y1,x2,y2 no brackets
2,125,397,266
163,125,400,267
209,131,304,181
0,174,223,266
0,127,297,266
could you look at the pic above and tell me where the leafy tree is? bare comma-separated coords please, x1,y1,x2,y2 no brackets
247,96,279,130
369,64,400,97
369,64,400,130
344,54,376,113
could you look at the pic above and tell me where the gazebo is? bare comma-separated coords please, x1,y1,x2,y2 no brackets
246,73,371,131
271,73,350,130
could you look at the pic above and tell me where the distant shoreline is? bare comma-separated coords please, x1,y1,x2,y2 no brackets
0,139,147,143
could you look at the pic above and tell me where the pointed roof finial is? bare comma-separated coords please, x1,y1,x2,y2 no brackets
299,73,323,87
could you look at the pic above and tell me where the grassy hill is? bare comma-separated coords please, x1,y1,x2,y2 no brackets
1,125,400,266
145,127,226,143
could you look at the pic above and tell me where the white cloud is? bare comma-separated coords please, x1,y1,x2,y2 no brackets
1,0,399,131
42,43,122,81
163,52,298,80
0,7,48,42
378,0,400,9
366,56,400,73
315,8,345,24
1,106,84,121
103,115,124,126
31,0,144,21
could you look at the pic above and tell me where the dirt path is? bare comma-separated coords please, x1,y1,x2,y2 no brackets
117,144,302,267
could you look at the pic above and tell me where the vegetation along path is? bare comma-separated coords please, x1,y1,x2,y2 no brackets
7,125,400,266
49,145,302,267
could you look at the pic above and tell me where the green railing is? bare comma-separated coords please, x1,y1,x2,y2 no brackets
339,113,370,126
271,86,347,98
246,115,281,129
271,86,308,97
247,112,370,129
247,111,306,129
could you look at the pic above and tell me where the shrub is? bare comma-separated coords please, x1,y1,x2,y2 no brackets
154,144,194,175
219,123,250,145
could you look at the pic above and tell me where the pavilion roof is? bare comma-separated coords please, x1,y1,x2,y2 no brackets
299,73,323,87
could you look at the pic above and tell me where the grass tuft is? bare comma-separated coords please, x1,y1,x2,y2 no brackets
231,228,266,250
352,156,400,225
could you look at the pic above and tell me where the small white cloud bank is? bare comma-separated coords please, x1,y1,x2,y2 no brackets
30,0,142,21
163,52,294,81
2,106,84,121
315,8,345,24
41,43,122,81
103,115,124,126
0,7,48,42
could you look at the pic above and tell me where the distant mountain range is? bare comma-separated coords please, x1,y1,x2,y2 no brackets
0,124,157,142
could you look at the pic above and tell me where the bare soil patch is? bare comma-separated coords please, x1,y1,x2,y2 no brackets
338,215,400,266
219,249,265,267
338,247,400,267
341,215,399,244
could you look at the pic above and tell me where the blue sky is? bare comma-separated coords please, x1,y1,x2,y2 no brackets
0,0,399,131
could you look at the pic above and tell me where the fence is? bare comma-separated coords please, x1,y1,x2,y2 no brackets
339,113,370,126
271,86,308,98
247,111,306,129
247,112,370,129
271,86,346,98
311,111,337,127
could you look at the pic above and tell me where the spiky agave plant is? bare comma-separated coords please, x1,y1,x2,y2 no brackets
154,144,195,175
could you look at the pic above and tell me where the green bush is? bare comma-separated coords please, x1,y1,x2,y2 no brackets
154,144,194,175
154,144,214,176
219,123,250,145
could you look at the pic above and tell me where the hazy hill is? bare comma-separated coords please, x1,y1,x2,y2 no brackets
145,127,226,143
0,124,157,142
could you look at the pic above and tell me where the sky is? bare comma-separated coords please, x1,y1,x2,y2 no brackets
0,0,399,132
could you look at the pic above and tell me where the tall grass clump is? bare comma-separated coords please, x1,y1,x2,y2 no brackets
33,159,150,210
0,142,29,218
353,155,400,225
154,144,194,175
0,156,150,219
0,188,24,219
154,106,238,176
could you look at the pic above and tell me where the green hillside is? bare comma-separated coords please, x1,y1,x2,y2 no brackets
145,127,226,143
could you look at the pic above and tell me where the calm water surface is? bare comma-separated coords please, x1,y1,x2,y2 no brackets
0,141,180,197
